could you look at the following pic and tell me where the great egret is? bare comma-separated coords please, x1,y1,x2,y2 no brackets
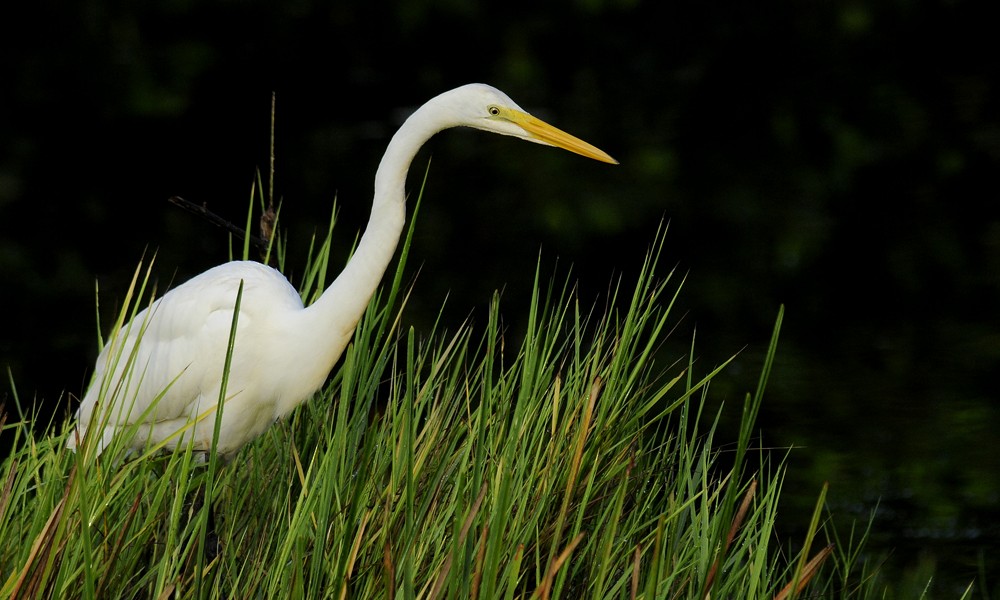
67,83,616,458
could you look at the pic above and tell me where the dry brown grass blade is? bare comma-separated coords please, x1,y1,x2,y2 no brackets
96,492,143,599
428,481,489,600
538,377,602,597
11,465,75,599
702,478,757,599
535,532,586,600
154,582,177,600
773,543,835,600
0,457,16,524
630,544,642,600
383,539,396,600
727,479,757,548
568,377,602,495
339,509,371,600
469,525,491,600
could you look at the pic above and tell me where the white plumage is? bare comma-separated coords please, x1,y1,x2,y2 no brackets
67,84,616,458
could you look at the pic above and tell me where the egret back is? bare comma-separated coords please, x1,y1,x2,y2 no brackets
68,261,332,456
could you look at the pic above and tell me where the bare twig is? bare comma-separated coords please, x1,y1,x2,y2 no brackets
167,196,270,251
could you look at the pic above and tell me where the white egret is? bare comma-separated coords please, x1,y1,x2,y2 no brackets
67,83,617,458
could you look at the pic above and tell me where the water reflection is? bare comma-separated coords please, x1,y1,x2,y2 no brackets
752,339,1000,594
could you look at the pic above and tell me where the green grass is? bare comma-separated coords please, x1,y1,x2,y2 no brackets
0,179,944,599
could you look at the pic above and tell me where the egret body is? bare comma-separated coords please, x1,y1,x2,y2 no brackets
67,83,616,458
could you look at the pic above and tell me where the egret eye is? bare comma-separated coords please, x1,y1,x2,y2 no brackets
488,105,501,116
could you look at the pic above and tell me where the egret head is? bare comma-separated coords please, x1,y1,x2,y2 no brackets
441,84,618,165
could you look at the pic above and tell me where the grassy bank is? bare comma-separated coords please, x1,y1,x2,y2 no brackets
1,188,938,599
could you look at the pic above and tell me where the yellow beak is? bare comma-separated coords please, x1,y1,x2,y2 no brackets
510,110,618,165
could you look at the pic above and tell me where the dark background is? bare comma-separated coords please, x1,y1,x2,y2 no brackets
2,0,997,593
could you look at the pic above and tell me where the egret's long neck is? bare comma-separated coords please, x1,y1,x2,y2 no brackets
297,99,450,364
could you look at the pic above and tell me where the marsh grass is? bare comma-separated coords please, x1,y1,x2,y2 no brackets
1,177,924,599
